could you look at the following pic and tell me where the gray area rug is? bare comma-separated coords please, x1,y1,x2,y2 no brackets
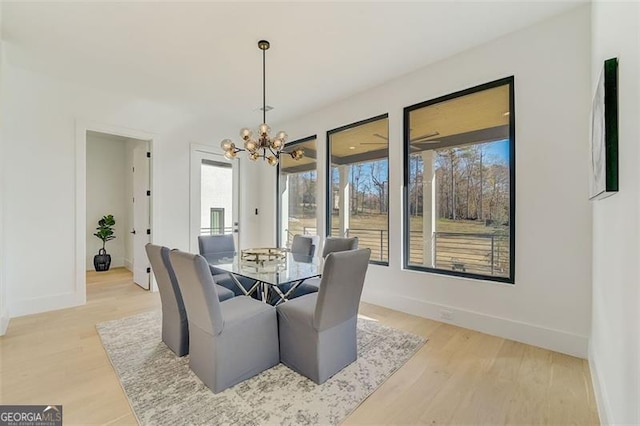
97,310,426,425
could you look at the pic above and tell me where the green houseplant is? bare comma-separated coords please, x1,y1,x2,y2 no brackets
93,214,116,272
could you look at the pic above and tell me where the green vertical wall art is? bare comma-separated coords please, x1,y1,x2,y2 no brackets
589,57,618,200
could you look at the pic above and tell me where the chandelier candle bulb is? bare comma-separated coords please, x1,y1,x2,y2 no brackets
259,123,271,136
291,148,304,160
271,138,283,150
218,39,303,166
240,128,253,140
220,139,233,151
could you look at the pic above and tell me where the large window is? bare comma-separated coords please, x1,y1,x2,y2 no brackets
403,77,515,283
277,136,317,247
327,115,389,265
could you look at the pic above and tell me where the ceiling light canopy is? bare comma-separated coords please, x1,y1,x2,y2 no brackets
220,40,304,166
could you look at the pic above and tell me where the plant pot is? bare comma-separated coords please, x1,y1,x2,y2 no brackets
94,248,111,272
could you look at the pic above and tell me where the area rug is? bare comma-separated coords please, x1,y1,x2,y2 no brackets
96,310,425,425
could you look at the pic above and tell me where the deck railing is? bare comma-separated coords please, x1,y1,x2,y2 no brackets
200,227,234,236
285,224,509,276
296,226,388,263
408,231,509,277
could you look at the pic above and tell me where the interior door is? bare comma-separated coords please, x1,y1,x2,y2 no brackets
190,146,239,253
132,143,151,289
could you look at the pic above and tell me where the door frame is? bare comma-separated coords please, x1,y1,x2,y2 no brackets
189,143,240,253
75,120,159,301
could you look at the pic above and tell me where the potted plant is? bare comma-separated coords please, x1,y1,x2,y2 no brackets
93,214,116,272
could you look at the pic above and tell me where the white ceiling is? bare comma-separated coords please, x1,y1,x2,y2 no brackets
2,1,585,129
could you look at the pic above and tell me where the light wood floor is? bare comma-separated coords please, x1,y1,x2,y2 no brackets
0,268,599,425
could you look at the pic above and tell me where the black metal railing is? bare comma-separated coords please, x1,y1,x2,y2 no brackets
285,224,509,275
200,226,234,236
283,229,296,248
300,226,388,263
408,231,509,277
283,227,318,249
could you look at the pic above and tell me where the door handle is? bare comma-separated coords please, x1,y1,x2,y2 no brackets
131,229,136,235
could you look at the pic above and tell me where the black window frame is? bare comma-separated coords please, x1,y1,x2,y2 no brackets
402,76,516,283
326,113,390,266
276,135,318,248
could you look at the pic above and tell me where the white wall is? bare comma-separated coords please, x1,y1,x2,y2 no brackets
589,2,640,425
261,7,593,357
86,134,127,270
237,156,269,249
0,42,265,318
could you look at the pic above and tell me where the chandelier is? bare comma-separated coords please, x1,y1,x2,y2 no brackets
220,40,304,166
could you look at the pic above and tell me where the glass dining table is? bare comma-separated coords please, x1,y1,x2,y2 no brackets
202,251,322,305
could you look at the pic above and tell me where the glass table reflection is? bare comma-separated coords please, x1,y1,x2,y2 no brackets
202,251,322,305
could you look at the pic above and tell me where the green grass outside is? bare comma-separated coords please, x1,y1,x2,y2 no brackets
293,212,505,235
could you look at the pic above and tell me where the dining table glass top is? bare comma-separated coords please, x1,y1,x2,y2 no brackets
202,251,322,286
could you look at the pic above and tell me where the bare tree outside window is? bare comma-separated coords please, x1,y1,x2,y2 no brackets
277,137,318,247
404,78,515,283
327,115,389,264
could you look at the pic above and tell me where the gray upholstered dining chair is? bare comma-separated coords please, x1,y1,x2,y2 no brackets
198,234,235,260
145,244,189,357
280,234,321,299
322,236,359,257
276,248,371,384
197,234,254,296
169,250,279,393
299,236,360,293
145,244,234,357
290,234,319,257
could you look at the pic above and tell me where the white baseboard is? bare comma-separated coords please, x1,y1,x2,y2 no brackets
9,290,85,318
124,258,133,271
588,343,611,425
0,315,9,336
111,257,125,268
361,289,589,358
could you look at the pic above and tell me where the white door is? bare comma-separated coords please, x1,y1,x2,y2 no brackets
190,146,240,253
133,143,151,289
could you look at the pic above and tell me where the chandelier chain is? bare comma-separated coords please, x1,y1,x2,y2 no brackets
263,47,266,124
219,39,304,165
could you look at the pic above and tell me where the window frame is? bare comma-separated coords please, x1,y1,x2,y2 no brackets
276,135,318,248
326,113,390,266
402,76,516,283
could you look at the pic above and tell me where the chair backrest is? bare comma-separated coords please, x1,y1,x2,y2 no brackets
145,244,187,320
169,250,224,336
313,248,371,331
198,234,235,255
290,234,319,257
321,236,359,258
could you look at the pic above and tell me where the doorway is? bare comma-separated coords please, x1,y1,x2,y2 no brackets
77,123,156,302
190,145,240,253
85,131,151,289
